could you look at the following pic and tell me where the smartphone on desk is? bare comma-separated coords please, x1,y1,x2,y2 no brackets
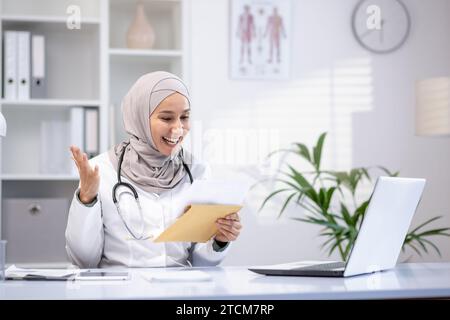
75,271,130,281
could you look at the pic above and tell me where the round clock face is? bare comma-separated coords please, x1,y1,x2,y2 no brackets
352,0,411,54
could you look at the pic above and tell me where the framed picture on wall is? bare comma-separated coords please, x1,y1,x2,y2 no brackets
230,0,291,80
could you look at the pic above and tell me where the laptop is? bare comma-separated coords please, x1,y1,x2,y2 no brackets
249,176,426,277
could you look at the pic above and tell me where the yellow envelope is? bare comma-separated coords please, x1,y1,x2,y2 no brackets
153,204,242,243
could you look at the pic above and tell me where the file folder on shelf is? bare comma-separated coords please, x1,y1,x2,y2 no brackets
17,31,31,100
84,107,99,158
70,106,85,174
31,34,46,99
40,120,71,174
3,31,18,100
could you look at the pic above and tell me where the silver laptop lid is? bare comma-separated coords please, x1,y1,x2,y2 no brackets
344,176,426,277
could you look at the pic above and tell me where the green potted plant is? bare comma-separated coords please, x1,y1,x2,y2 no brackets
259,132,450,261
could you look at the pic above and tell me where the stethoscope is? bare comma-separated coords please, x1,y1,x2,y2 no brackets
112,141,194,240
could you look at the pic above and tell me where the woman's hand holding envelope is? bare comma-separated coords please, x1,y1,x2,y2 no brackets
214,212,242,242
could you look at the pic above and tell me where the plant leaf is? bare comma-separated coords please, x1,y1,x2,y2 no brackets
277,192,297,219
275,178,304,193
340,203,353,226
287,165,319,204
267,148,295,158
328,237,345,257
293,143,311,163
409,216,443,234
318,188,326,209
415,228,450,237
377,166,399,177
343,238,354,260
353,199,370,226
412,236,429,253
406,242,422,257
320,236,336,250
293,217,345,232
323,187,336,213
360,167,372,182
421,238,442,257
258,188,291,212
312,132,327,171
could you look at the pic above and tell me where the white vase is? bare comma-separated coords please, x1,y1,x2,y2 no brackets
126,1,155,49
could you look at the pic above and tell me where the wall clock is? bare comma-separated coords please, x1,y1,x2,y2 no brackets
352,0,411,54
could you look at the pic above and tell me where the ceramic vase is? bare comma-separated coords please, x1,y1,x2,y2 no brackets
126,1,155,49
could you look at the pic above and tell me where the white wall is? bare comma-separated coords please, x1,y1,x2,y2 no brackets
189,0,450,266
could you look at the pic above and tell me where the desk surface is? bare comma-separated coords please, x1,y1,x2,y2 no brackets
1,263,450,299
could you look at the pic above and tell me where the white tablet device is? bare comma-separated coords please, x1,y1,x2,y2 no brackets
75,271,130,281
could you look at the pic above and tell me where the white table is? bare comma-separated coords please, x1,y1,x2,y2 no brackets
1,263,450,299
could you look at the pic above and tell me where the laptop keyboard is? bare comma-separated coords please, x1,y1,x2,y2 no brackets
294,262,346,271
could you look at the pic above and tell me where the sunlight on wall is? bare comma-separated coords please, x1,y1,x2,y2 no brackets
187,57,375,218
330,58,374,170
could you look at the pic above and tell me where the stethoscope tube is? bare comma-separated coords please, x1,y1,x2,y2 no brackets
112,142,193,240
112,142,139,204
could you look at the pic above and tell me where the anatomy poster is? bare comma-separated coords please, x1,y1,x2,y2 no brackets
230,0,291,80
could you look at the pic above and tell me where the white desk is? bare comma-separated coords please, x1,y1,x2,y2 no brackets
1,263,450,299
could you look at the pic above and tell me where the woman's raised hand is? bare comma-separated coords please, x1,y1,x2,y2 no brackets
70,145,100,204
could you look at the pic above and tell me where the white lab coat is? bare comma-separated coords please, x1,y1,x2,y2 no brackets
65,152,231,268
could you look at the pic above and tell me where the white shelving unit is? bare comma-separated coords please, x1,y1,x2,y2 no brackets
1,99,101,107
0,14,101,24
0,0,190,265
1,174,79,181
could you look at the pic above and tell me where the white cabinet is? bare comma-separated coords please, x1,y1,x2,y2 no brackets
2,197,70,263
0,0,189,265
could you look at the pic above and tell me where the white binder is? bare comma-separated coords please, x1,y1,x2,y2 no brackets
40,120,70,174
85,107,99,158
3,31,18,100
17,31,31,100
31,34,46,98
70,106,85,175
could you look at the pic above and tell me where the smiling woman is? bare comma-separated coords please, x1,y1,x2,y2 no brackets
65,71,242,268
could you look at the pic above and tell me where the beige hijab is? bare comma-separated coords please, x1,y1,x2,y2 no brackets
108,71,192,194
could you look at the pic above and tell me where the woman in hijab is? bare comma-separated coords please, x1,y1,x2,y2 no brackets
66,71,242,268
